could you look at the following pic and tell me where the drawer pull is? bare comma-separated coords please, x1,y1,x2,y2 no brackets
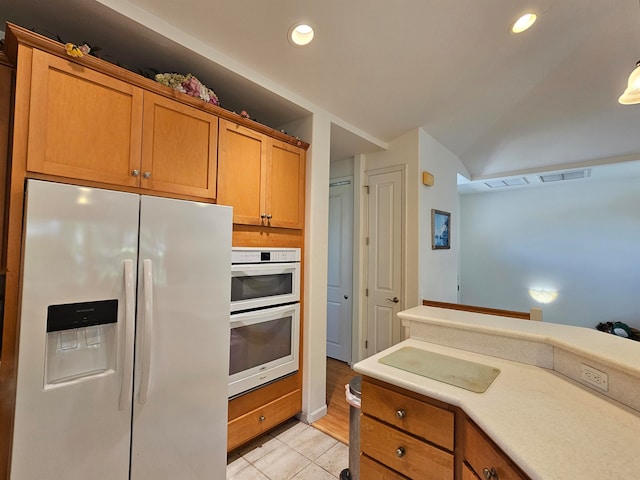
396,409,406,419
259,415,265,422
483,467,498,479
395,447,406,458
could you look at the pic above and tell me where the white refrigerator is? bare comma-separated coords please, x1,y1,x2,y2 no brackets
11,180,232,480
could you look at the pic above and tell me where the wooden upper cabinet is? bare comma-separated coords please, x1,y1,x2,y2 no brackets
141,91,218,199
217,119,266,224
268,140,305,229
24,50,219,199
217,118,305,229
26,49,143,187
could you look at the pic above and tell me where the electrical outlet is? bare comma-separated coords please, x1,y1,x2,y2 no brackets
580,364,609,391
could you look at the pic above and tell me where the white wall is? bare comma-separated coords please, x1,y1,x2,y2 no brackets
418,129,469,303
459,176,640,329
330,158,354,179
297,114,331,423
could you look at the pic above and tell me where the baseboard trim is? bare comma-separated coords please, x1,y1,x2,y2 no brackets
298,404,327,424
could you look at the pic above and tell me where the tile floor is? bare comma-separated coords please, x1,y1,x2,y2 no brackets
227,419,349,480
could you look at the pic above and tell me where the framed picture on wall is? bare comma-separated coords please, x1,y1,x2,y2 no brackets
431,209,450,249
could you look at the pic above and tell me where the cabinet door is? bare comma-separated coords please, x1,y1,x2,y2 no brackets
141,91,218,199
464,419,530,480
462,462,481,480
27,49,142,187
267,140,305,229
217,119,266,225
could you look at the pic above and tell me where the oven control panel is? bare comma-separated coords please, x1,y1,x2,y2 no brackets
232,247,300,264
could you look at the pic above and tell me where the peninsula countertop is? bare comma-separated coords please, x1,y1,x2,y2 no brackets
353,307,640,480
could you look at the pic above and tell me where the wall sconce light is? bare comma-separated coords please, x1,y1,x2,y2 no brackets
422,171,434,186
619,60,640,104
528,289,559,304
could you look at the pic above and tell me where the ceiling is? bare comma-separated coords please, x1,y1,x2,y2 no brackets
2,0,640,187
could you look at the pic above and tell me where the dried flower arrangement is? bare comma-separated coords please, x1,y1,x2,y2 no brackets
155,73,220,106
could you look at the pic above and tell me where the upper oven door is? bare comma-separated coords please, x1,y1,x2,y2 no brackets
231,262,300,312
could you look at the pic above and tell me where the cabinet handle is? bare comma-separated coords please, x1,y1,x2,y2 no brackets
260,214,267,219
483,467,498,480
259,415,265,422
395,447,405,458
143,171,151,179
266,214,272,219
131,169,140,177
396,409,406,419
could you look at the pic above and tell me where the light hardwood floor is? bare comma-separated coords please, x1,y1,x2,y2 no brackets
311,358,355,445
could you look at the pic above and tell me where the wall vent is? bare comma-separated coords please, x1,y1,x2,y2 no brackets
484,177,529,188
539,169,591,183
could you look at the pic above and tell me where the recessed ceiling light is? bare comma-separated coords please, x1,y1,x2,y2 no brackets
511,13,537,34
289,23,314,46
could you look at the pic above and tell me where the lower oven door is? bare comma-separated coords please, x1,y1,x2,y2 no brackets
229,303,300,398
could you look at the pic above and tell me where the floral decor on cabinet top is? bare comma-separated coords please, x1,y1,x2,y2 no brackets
154,72,220,106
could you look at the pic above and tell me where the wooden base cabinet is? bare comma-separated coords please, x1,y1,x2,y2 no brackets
227,389,301,452
360,455,409,480
360,377,532,480
463,419,530,480
360,377,455,480
217,118,305,229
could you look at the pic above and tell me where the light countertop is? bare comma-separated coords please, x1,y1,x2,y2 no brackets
353,307,640,480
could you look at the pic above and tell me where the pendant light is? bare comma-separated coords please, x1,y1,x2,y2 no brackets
619,60,640,104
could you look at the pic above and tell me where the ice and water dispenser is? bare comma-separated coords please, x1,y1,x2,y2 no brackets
45,299,118,386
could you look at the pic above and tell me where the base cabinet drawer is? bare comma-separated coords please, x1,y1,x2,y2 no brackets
227,389,301,451
362,378,454,450
464,419,530,480
361,415,453,480
360,454,409,479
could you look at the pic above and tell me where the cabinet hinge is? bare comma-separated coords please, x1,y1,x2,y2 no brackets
365,288,369,296
366,237,369,246
365,340,368,349
364,185,369,194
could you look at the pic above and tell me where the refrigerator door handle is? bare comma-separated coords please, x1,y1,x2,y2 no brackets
119,259,136,410
139,259,154,404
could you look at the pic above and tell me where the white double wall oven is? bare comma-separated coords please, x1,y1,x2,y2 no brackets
229,247,301,398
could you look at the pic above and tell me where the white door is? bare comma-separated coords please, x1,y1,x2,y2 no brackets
130,197,231,479
326,178,354,363
12,180,139,480
365,169,403,357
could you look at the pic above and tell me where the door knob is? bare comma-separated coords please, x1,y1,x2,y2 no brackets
386,296,399,303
